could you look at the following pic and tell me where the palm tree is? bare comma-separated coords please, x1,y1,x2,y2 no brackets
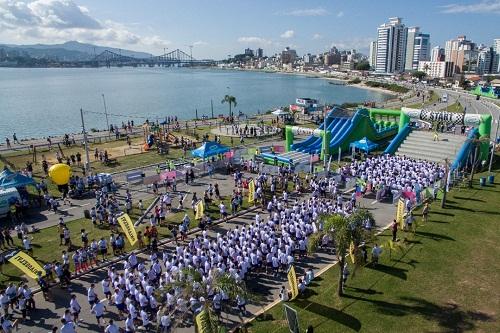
156,267,254,333
309,210,374,296
221,95,237,118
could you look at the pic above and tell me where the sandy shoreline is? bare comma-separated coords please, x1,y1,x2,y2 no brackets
218,67,400,97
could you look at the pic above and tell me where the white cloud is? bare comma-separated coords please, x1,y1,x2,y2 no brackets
280,30,294,39
312,33,322,40
440,0,500,14
237,36,272,45
281,7,329,16
337,11,344,18
0,0,170,52
193,40,208,46
330,37,373,51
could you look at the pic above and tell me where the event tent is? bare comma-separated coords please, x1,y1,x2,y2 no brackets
271,109,290,116
350,137,379,153
0,168,36,189
191,141,230,159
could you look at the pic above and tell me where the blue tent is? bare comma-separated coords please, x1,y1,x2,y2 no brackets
191,141,230,159
0,168,36,189
350,137,379,153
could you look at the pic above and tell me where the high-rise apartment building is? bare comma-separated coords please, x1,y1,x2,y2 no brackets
244,48,254,57
477,46,499,74
369,41,377,68
405,27,431,71
494,39,500,72
431,46,445,62
281,47,297,64
256,48,264,58
444,35,476,74
375,17,407,73
405,27,418,71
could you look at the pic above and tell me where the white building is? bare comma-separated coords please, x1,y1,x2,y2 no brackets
431,46,445,62
477,46,499,74
418,61,454,78
405,27,431,71
369,41,377,68
405,27,418,71
494,38,500,72
375,17,407,73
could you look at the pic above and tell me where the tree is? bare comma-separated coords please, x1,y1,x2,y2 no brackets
459,73,467,89
156,268,254,332
221,95,237,118
355,60,370,71
412,71,427,81
309,210,374,296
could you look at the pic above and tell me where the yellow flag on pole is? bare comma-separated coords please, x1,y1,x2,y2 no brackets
248,179,255,203
195,200,204,220
116,213,138,246
195,310,207,333
396,198,405,230
349,241,356,264
7,250,45,279
287,265,299,300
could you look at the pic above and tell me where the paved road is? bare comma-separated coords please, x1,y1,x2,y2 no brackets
13,185,396,333
20,136,283,231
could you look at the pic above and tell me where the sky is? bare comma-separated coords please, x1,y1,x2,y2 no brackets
0,0,499,59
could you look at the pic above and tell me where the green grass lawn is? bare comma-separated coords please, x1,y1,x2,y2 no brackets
443,101,464,113
406,91,439,109
0,190,255,286
0,198,155,286
246,169,500,333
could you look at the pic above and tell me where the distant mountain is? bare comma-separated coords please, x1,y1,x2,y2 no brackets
0,41,153,61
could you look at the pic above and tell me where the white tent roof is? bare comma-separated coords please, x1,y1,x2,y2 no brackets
271,109,290,116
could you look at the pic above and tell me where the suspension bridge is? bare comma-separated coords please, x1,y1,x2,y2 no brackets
89,49,216,68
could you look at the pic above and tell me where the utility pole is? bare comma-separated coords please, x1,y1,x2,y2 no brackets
101,94,110,137
80,108,91,174
441,158,449,208
488,116,499,172
211,99,214,119
468,142,478,188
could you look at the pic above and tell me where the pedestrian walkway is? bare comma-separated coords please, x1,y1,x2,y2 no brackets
12,183,396,333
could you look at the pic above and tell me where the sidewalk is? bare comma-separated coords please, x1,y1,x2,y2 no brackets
13,185,397,333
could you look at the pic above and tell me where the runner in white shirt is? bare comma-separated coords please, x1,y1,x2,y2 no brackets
140,308,151,330
124,314,135,333
160,313,171,333
87,284,97,307
60,318,76,333
104,319,119,333
102,277,111,301
69,295,81,323
91,299,107,327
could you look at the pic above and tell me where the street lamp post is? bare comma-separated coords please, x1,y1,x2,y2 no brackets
80,108,91,174
102,94,110,137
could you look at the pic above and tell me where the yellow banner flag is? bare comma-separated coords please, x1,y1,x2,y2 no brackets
248,179,255,203
287,265,299,300
116,214,138,246
195,200,204,220
349,241,356,264
396,198,405,230
8,251,45,279
195,310,206,333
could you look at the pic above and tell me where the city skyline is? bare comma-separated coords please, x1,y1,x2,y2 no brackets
0,0,499,59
